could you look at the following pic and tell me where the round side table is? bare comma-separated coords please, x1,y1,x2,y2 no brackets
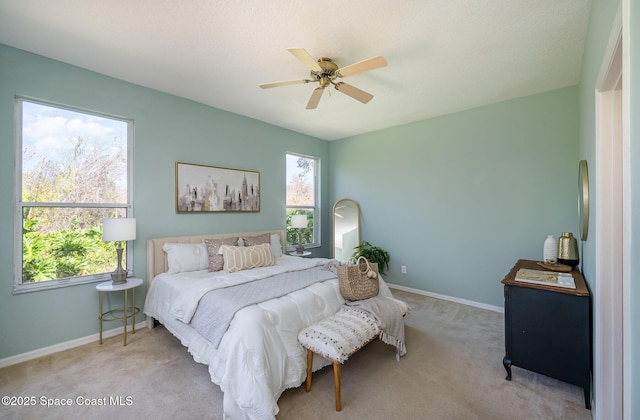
288,251,312,257
96,277,143,346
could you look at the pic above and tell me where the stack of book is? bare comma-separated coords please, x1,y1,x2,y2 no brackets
515,268,576,289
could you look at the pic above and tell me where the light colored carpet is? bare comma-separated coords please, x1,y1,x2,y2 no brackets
0,290,592,419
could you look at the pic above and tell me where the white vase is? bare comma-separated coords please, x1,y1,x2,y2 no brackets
543,235,557,263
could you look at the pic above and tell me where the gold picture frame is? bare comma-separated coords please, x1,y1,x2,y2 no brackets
175,162,260,213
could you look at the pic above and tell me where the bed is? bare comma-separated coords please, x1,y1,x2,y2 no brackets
144,229,394,420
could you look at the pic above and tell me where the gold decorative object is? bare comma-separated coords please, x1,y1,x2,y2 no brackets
558,232,579,267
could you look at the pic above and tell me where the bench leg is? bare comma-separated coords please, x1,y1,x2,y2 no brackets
306,349,313,392
333,362,341,411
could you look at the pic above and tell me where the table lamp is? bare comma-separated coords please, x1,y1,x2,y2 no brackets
291,214,307,254
102,217,136,285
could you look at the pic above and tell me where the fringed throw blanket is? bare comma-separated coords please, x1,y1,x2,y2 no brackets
346,296,409,360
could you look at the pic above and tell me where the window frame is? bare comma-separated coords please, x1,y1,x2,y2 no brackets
285,152,320,251
13,97,134,294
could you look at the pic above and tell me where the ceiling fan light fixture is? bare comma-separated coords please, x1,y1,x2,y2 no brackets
260,48,386,109
319,76,331,88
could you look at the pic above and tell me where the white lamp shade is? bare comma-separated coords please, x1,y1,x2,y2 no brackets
291,214,307,229
103,218,137,242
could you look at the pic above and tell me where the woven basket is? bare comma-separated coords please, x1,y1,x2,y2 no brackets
337,256,379,301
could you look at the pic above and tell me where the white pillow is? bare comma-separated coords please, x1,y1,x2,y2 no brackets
218,243,274,273
163,243,209,274
270,233,283,258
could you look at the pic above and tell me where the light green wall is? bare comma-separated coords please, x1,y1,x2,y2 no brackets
577,0,619,289
0,44,331,359
2,41,580,358
330,86,579,307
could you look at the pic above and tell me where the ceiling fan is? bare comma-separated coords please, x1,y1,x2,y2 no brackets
260,48,387,110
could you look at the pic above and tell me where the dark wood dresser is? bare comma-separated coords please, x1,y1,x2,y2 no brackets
501,259,592,409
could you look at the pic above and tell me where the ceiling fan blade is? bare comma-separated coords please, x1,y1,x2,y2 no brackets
334,82,373,104
306,87,324,109
288,48,322,72
336,55,387,78
259,79,311,89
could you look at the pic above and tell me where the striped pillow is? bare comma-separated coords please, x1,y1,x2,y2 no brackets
218,243,274,273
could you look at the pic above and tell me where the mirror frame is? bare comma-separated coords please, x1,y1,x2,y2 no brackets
578,160,589,241
332,198,360,260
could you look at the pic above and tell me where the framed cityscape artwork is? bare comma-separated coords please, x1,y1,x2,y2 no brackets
175,162,260,213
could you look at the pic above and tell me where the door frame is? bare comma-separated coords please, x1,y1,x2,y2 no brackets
593,4,628,419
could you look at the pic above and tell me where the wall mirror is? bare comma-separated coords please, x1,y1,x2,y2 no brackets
332,198,360,262
578,160,589,241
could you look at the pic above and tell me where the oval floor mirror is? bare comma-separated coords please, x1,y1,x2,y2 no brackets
333,198,360,262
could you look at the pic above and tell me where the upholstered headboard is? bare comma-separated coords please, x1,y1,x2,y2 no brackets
146,229,286,284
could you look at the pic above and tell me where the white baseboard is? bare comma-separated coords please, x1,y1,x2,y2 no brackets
0,321,147,369
387,283,504,313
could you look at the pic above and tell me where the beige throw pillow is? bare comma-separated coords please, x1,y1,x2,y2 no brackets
218,243,274,273
204,237,238,271
241,233,271,247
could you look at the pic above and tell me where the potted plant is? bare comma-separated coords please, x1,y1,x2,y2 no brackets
351,241,390,275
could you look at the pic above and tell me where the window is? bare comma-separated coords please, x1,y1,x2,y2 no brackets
15,99,132,293
285,153,318,249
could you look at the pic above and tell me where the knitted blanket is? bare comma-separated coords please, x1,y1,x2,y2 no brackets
346,296,409,360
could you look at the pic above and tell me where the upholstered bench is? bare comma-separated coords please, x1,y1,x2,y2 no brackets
297,306,380,411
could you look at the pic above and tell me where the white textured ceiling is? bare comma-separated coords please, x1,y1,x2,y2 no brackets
0,0,591,141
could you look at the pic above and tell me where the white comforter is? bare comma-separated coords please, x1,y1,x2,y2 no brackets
144,255,393,420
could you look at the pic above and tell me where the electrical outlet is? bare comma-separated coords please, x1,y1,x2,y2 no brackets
401,265,407,274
